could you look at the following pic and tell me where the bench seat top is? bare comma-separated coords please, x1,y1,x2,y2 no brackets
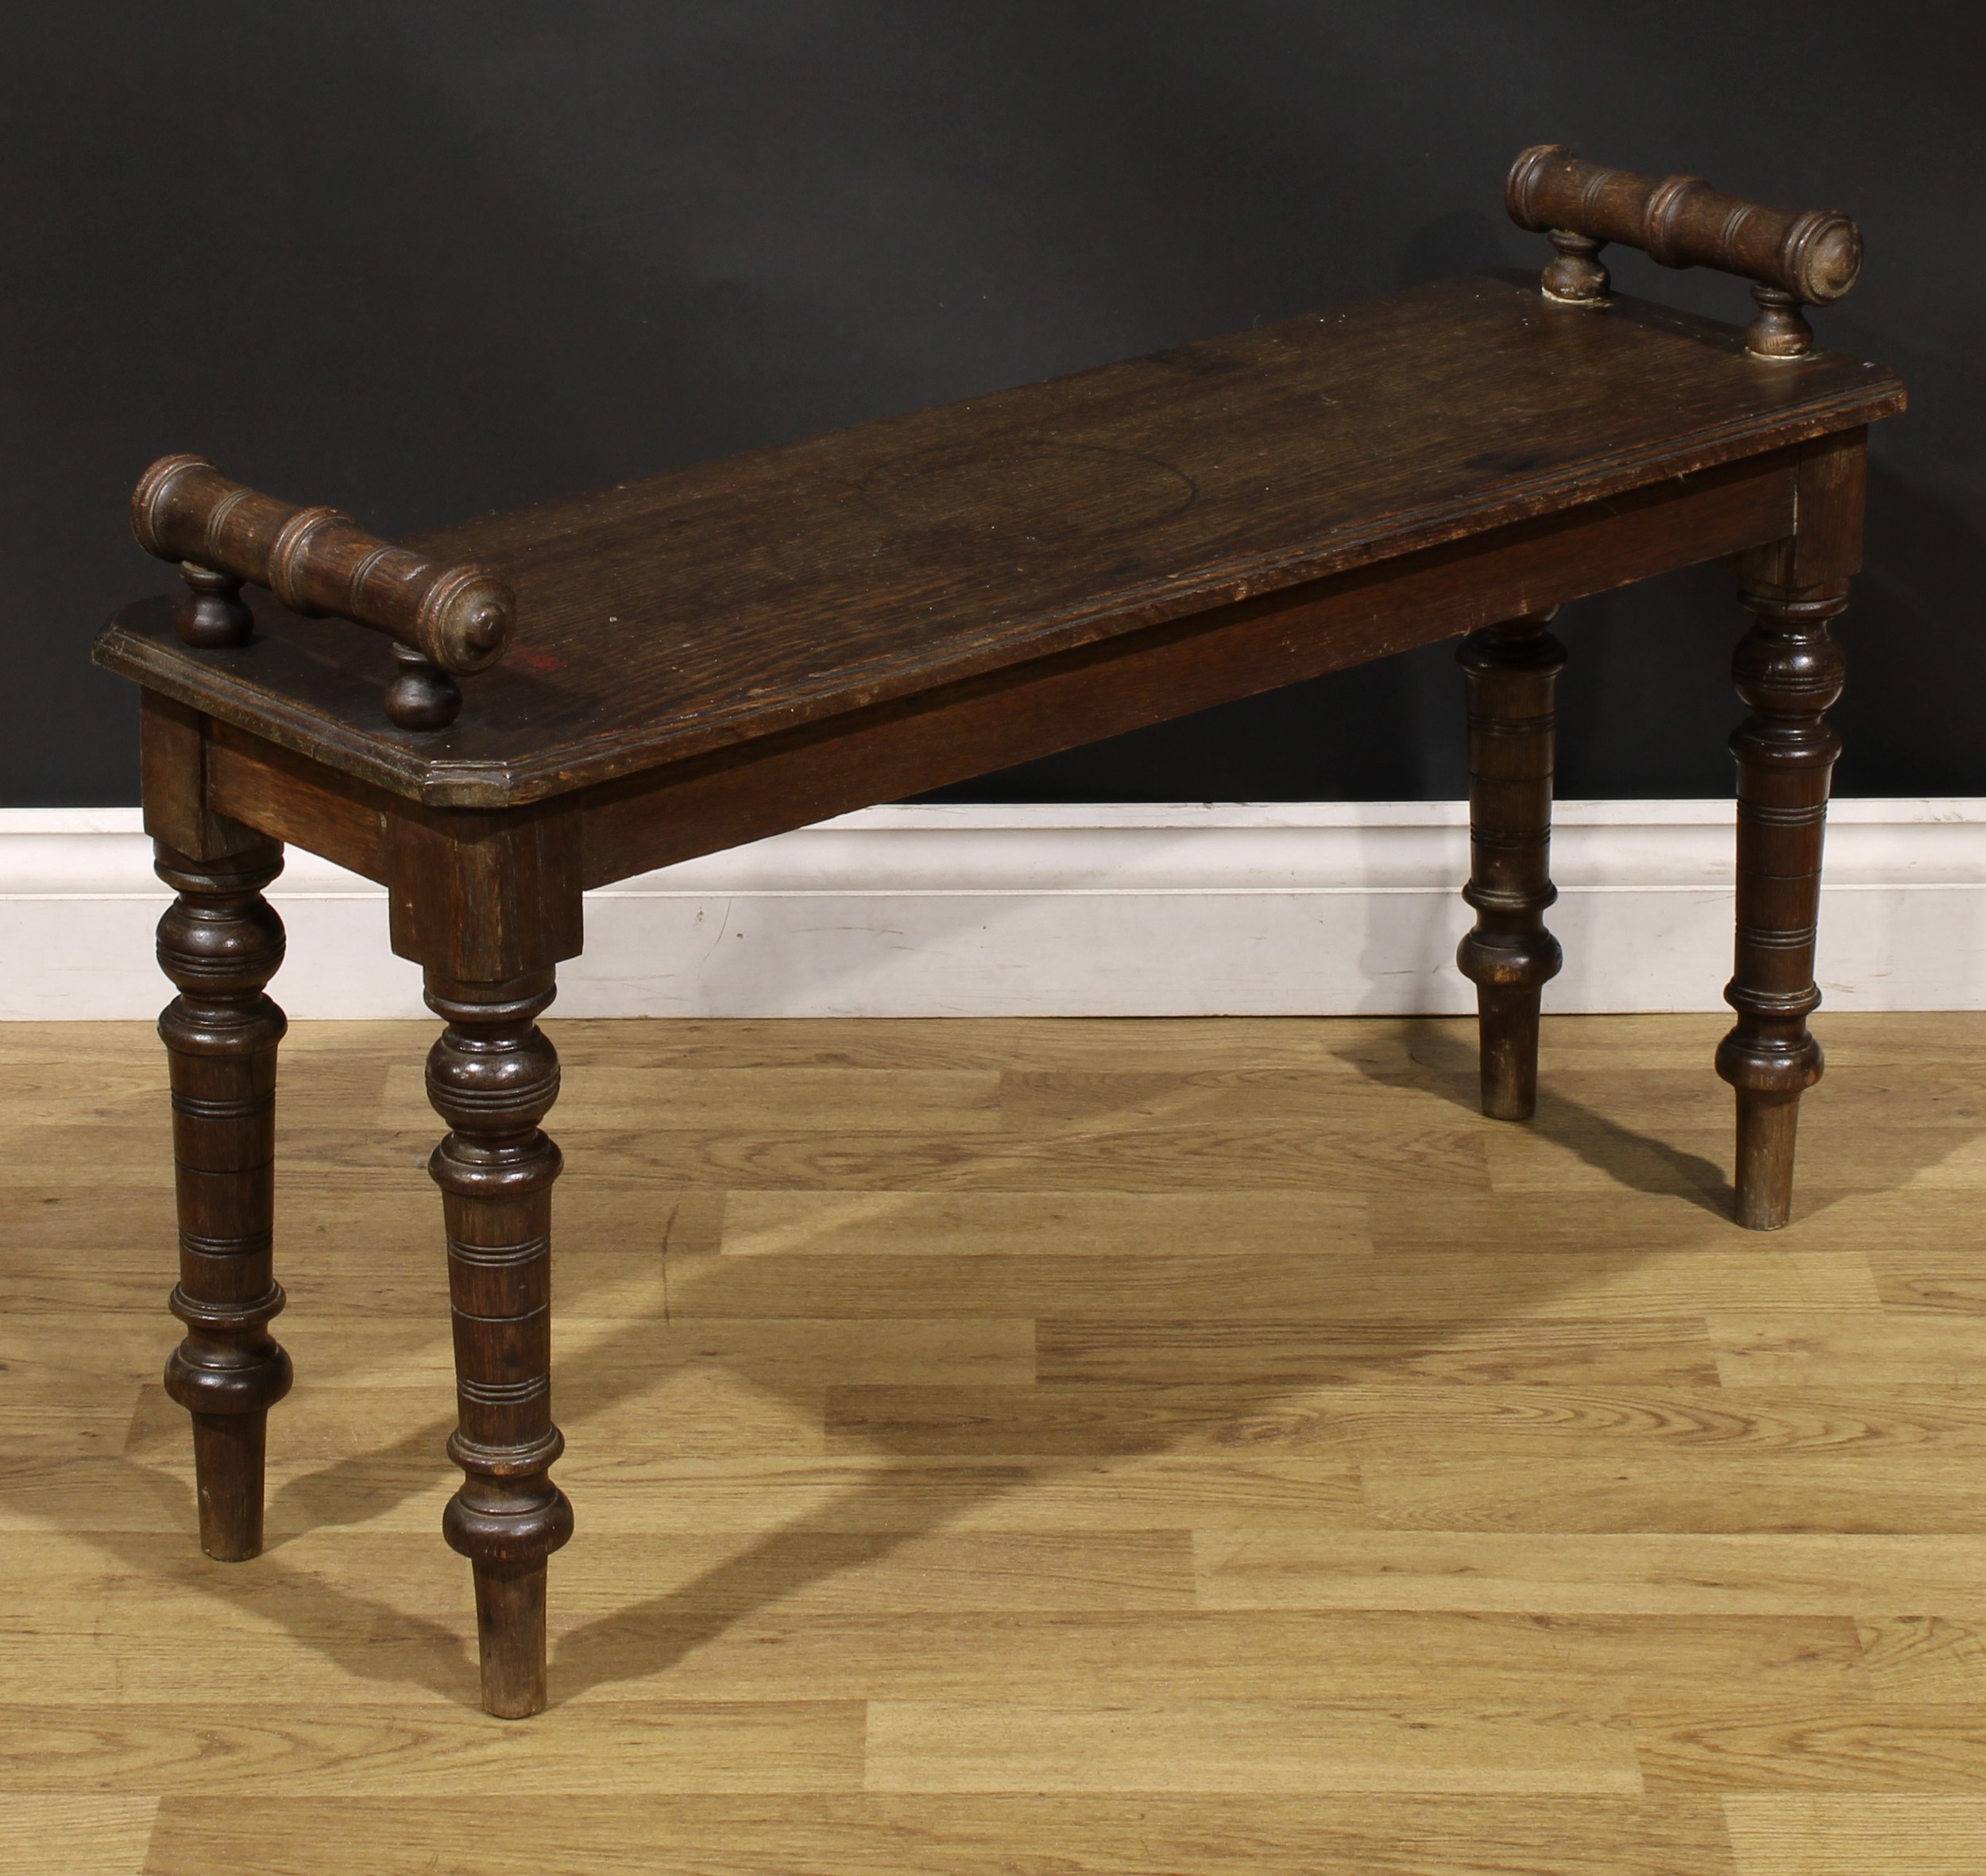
97,269,1904,808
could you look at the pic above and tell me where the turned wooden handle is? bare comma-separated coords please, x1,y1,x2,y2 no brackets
1505,144,1861,303
1504,145,1860,358
131,454,514,675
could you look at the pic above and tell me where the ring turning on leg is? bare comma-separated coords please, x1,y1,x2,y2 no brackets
154,841,293,1561
426,969,574,1718
1456,612,1567,1121
1717,581,1848,1229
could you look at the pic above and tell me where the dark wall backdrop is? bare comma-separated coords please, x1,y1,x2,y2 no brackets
10,2,1980,806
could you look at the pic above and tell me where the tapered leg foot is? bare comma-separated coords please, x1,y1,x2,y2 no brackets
1457,613,1566,1123
1476,984,1544,1122
155,841,292,1561
187,1406,279,1561
472,1561,550,1719
1733,1090,1801,1232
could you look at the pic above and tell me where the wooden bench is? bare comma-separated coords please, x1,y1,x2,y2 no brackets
93,147,1906,1716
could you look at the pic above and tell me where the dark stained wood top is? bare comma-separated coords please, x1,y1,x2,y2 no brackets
96,270,1904,808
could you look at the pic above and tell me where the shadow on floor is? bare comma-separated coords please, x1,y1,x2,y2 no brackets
1339,1015,1732,1220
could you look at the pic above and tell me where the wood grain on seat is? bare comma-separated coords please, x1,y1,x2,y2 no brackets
95,273,1901,807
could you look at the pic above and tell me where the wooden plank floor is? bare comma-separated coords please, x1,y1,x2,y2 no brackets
4,1010,1986,1874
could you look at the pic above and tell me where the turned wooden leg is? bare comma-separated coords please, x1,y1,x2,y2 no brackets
1456,611,1567,1120
155,841,293,1561
426,969,573,1717
1717,580,1847,1229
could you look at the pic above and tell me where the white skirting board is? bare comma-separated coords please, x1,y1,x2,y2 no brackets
4,799,1984,1019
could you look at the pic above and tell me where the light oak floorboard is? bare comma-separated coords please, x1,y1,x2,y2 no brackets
1723,1793,1986,1873
141,1793,1740,1876
0,1795,156,1876
863,1696,1643,1793
1196,1531,1986,1615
